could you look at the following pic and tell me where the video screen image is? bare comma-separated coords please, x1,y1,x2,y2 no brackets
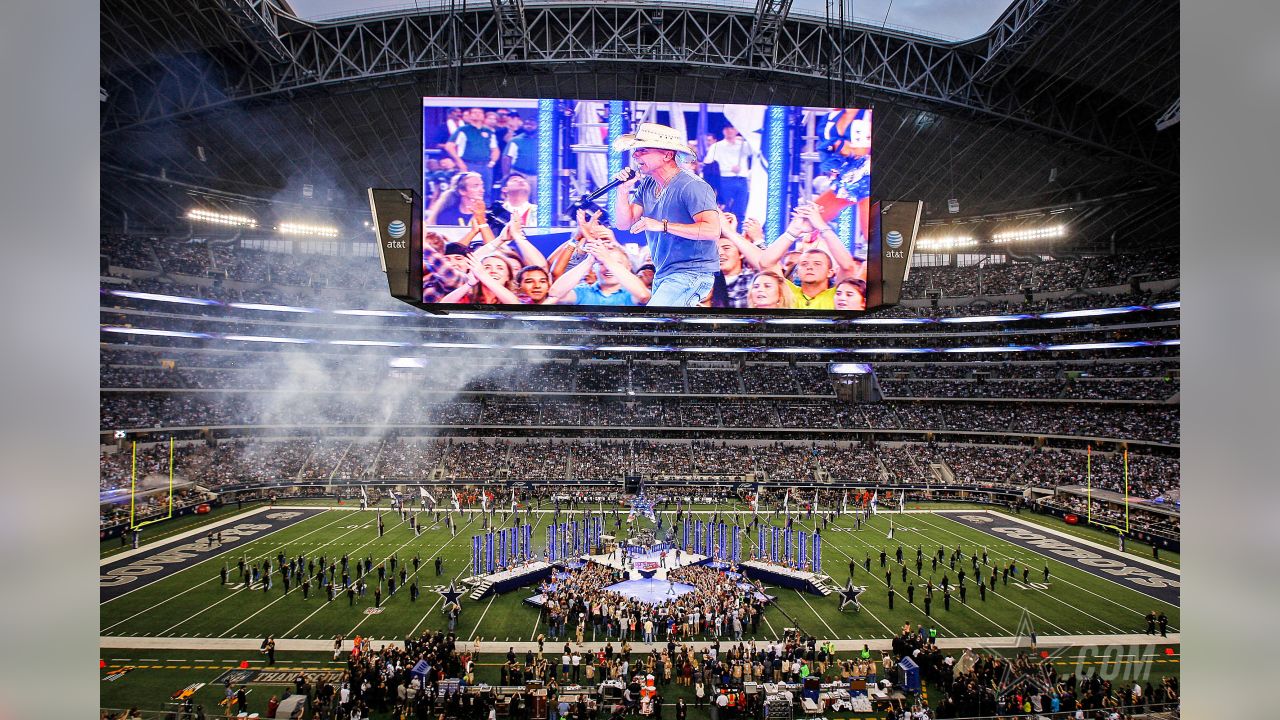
422,98,871,312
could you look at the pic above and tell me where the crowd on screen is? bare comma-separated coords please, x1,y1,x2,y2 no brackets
415,105,869,310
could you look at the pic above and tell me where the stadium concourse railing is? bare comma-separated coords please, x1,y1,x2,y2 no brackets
98,477,1180,553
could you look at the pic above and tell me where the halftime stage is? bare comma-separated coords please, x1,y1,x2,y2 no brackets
584,546,709,581
738,560,833,595
525,573,774,609
464,561,554,599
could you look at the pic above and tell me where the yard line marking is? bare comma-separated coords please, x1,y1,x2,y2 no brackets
101,502,285,564
287,517,444,638
468,595,499,642
741,519,893,637
102,510,351,630
835,514,1080,636
219,514,410,637
800,516,952,637
159,512,384,637
793,589,841,638
100,507,339,604
529,608,542,642
911,513,1165,632
340,511,489,640
410,596,445,638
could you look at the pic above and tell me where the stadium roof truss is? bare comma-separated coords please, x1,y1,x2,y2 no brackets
101,0,1177,175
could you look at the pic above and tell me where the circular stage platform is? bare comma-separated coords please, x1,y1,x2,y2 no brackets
603,578,696,605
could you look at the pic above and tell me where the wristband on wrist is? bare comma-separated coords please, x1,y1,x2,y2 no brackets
662,219,669,234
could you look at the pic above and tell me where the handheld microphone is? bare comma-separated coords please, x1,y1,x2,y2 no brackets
586,167,638,202
562,168,638,218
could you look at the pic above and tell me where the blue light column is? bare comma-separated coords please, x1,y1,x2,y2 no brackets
537,99,556,227
606,100,627,219
763,105,788,243
835,204,854,253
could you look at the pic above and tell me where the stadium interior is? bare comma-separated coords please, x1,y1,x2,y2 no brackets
100,1,1179,719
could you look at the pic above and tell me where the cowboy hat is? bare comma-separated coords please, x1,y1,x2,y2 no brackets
611,122,692,155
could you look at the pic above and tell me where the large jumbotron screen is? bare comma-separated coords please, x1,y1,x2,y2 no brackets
417,97,873,313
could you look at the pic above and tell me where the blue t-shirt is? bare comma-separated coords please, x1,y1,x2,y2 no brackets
572,282,638,306
631,170,719,276
507,133,540,175
449,124,497,163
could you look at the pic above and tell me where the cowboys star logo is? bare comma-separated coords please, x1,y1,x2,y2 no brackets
979,608,1072,701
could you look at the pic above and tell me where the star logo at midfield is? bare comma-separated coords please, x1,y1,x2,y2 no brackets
838,580,866,612
980,607,1073,701
439,583,463,606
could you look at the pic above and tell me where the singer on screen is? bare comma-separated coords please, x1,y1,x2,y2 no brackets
611,123,722,307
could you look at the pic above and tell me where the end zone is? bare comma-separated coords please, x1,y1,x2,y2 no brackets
940,510,1180,605
100,507,326,603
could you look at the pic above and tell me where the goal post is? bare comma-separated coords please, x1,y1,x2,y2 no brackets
129,437,175,530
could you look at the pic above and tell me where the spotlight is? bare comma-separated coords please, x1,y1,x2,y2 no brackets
186,208,257,228
991,225,1066,243
279,222,340,238
916,235,975,252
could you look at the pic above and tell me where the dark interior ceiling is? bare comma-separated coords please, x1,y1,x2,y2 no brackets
100,0,1178,251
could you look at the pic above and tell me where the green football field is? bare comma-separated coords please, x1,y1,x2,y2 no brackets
101,504,1180,644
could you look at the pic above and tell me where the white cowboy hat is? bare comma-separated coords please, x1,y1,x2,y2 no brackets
611,122,692,155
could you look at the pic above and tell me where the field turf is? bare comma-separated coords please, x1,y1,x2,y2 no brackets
101,504,1179,644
